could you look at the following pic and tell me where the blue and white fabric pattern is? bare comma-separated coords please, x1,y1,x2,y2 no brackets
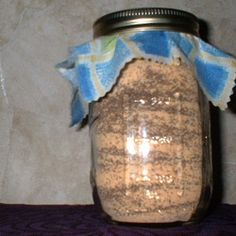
56,31,236,126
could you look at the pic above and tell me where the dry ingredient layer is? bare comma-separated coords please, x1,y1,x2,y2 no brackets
90,59,203,223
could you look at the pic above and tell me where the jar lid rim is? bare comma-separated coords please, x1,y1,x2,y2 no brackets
93,8,200,37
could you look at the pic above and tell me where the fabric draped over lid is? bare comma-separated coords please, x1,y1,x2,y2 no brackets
56,31,236,126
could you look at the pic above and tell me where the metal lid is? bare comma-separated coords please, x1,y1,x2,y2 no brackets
93,8,200,37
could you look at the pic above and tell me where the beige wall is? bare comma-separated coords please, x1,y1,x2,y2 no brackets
0,0,235,204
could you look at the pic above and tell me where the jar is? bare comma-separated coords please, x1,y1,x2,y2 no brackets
89,8,212,224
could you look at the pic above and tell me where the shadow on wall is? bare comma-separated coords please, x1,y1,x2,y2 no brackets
228,84,236,113
210,84,236,210
210,104,223,210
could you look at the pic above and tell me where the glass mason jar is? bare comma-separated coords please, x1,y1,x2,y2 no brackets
89,8,212,224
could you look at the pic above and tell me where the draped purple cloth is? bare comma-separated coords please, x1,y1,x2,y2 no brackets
0,204,236,235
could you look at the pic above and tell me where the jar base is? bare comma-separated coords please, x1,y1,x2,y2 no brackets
105,214,201,227
103,212,202,226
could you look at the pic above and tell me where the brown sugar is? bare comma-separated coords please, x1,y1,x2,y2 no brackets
90,59,203,223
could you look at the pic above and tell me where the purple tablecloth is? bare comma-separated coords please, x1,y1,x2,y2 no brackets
0,204,236,235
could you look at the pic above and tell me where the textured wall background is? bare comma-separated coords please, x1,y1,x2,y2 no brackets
0,0,235,204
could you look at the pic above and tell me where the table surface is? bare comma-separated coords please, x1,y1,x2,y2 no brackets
0,204,236,235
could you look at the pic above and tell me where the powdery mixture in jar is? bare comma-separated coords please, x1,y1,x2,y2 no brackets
90,59,203,223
